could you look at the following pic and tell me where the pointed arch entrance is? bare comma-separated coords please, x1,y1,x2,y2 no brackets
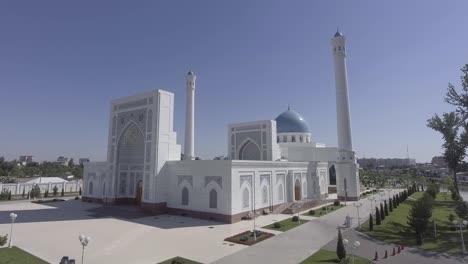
238,139,261,160
116,122,145,203
294,179,302,201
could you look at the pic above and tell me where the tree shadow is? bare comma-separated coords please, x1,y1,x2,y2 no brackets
0,200,223,229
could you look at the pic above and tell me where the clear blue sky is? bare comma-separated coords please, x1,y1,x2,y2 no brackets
1,1,467,163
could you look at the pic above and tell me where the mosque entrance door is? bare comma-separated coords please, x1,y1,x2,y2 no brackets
294,179,302,201
135,180,143,205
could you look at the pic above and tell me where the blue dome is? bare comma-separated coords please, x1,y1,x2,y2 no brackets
275,110,310,133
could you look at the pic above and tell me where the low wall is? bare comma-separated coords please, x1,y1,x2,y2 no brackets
0,181,81,196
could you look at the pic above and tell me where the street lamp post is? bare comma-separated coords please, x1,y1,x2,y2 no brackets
368,196,375,215
8,213,18,248
379,191,385,204
353,202,363,227
79,234,91,264
453,220,467,254
343,239,360,264
248,211,256,241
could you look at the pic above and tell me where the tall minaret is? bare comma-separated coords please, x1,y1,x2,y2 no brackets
331,29,353,152
184,70,196,160
331,29,360,201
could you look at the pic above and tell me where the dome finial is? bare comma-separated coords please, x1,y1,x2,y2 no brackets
187,69,194,75
334,27,343,37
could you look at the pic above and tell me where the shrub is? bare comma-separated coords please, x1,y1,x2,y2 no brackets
448,213,455,223
322,207,327,211
292,216,299,222
75,196,80,200
79,187,82,196
0,189,8,200
240,235,248,242
44,190,49,198
8,191,11,200
273,222,281,228
376,207,381,225
61,188,64,197
336,229,346,260
0,234,7,246
21,188,25,198
334,200,341,206
309,210,315,215
369,213,374,231
30,184,41,199
53,186,58,196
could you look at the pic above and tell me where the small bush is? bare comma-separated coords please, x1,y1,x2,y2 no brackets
322,207,327,211
450,225,457,231
334,200,340,206
309,210,315,215
292,216,299,222
75,196,80,200
0,234,8,246
273,222,281,228
240,235,248,242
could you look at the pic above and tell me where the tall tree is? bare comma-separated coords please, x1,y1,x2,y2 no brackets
336,228,346,260
376,207,381,225
427,112,468,194
369,213,374,231
428,65,468,194
380,203,385,220
407,193,434,245
68,158,75,167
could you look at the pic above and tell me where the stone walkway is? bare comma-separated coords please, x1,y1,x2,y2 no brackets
213,191,388,264
214,190,466,264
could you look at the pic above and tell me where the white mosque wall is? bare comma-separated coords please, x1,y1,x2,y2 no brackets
280,144,339,163
164,160,232,215
228,120,280,161
83,161,108,199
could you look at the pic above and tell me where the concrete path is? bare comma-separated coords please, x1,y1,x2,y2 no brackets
323,229,466,264
213,190,391,264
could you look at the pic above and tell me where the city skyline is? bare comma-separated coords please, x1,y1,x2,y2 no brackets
1,1,467,162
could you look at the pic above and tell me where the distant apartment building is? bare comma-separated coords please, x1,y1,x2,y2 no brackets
19,155,33,165
357,158,416,168
79,158,90,165
56,156,69,166
431,156,447,167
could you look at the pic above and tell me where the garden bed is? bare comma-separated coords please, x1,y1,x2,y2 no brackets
0,246,48,264
300,249,372,264
302,204,344,217
31,198,66,204
263,217,309,232
224,230,275,245
158,256,201,264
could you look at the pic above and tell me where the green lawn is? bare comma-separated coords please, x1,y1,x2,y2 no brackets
300,249,372,264
263,217,309,232
356,191,465,254
302,204,345,217
0,246,48,264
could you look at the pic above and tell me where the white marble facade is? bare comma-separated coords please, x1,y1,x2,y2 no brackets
83,30,360,222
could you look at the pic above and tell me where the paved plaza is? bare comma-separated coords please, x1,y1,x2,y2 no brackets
0,199,290,264
1,190,463,264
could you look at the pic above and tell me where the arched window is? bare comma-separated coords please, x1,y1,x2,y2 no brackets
182,187,189,205
262,185,268,204
303,181,307,197
283,135,287,142
299,136,303,142
88,181,93,195
292,136,296,142
238,140,261,160
242,188,250,208
278,184,284,201
277,136,280,143
209,189,217,209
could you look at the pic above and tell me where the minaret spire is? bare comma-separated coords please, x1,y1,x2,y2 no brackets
184,70,196,160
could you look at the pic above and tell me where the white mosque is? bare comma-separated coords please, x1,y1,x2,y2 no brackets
82,30,360,223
